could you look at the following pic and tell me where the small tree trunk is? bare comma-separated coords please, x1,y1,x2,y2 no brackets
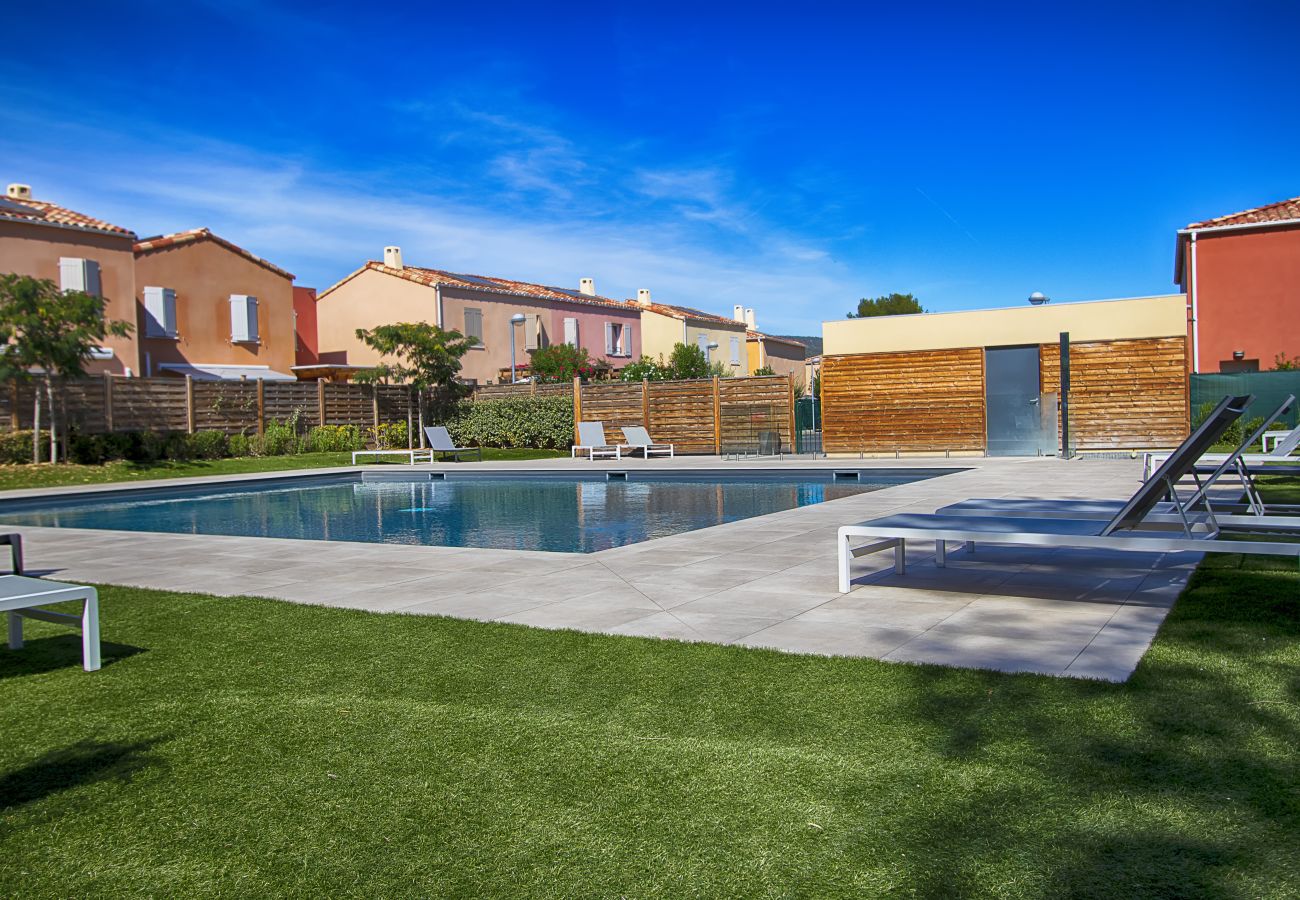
45,377,57,464
31,384,41,464
417,391,426,447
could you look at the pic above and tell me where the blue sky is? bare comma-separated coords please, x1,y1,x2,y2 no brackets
2,1,1297,334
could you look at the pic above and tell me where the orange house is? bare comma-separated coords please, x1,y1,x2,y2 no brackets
0,183,139,374
1176,195,1300,372
133,229,297,380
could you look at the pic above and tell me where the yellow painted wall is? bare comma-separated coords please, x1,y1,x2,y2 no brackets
637,308,685,362
823,294,1187,356
315,268,440,366
684,321,748,372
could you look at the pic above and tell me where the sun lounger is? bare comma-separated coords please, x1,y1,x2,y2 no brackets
1143,395,1299,479
572,421,620,460
837,395,1300,592
423,426,482,462
2,575,100,671
618,426,674,458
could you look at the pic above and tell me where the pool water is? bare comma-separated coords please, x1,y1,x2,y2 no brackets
0,472,943,553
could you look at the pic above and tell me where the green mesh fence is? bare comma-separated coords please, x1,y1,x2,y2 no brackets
1190,371,1300,430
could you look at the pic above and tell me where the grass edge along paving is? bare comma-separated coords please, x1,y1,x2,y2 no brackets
0,549,1297,897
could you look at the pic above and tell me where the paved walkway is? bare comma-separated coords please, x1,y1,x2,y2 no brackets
11,455,1201,681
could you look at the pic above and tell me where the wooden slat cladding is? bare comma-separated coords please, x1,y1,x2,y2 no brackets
645,379,716,454
1042,337,1188,449
823,349,985,453
579,382,644,443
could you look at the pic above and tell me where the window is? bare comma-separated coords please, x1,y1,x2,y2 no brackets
730,336,741,366
58,257,101,296
143,286,177,338
464,308,484,346
605,322,631,357
230,294,259,343
563,317,579,347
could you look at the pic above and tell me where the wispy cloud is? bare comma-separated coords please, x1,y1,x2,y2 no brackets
0,97,863,334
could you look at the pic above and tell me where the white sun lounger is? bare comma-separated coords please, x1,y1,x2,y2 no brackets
423,426,482,462
572,421,620,460
837,395,1300,592
2,575,101,671
618,426,674,458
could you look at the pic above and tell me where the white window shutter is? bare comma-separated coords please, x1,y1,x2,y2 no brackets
464,308,483,345
525,313,541,351
230,294,257,342
59,257,100,295
697,333,709,360
563,317,578,347
246,296,259,342
623,324,632,356
730,336,741,365
143,286,177,337
605,323,615,355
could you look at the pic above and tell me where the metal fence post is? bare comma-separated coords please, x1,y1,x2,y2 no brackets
1060,331,1070,458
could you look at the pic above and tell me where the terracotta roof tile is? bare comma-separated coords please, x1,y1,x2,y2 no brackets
0,194,134,237
630,300,748,328
747,330,806,349
322,261,635,310
1187,195,1300,229
134,228,294,280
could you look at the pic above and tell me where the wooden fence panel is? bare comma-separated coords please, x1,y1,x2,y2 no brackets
263,382,322,428
376,385,412,428
645,379,717,454
192,381,258,433
1042,337,1187,449
111,379,189,432
471,382,574,401
324,383,372,428
578,382,644,443
823,349,986,453
718,376,792,452
59,380,109,434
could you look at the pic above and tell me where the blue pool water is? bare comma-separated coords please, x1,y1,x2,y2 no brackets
0,471,950,553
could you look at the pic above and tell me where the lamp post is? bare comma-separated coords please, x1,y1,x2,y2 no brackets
509,313,527,383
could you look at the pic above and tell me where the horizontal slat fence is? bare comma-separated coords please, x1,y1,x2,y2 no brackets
823,349,986,454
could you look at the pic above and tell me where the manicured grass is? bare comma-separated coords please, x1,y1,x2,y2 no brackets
1258,475,1300,505
0,448,568,491
1,553,1297,896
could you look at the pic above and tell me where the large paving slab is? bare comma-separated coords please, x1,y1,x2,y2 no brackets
3,455,1211,681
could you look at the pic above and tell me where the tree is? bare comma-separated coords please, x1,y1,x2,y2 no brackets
666,342,710,379
529,343,595,383
1272,352,1300,371
848,293,924,318
352,322,476,390
0,274,132,463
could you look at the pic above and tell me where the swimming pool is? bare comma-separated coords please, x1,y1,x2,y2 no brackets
0,469,956,553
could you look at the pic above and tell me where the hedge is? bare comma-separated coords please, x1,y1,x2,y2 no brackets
443,395,574,449
0,424,367,465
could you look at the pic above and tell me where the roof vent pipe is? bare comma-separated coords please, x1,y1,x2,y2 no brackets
579,277,596,296
744,308,756,329
384,246,403,270
637,289,652,306
1028,291,1049,305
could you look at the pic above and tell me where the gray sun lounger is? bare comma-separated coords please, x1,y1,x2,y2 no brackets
940,396,1300,528
572,421,620,460
618,426,674,458
837,395,1300,592
1144,396,1300,479
423,426,482,462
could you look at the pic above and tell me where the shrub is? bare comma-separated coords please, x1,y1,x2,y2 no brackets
305,425,364,453
370,421,409,450
752,366,776,376
252,420,301,456
228,433,253,457
187,430,228,460
444,395,573,449
620,355,669,382
0,430,51,464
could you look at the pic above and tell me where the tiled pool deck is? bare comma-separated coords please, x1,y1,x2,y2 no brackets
10,455,1205,681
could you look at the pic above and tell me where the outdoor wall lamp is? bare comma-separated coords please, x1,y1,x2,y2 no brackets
509,313,527,383
1233,350,1245,360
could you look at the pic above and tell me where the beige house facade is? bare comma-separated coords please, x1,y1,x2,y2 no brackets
315,254,643,384
747,331,807,380
133,229,297,380
0,183,139,374
633,292,752,373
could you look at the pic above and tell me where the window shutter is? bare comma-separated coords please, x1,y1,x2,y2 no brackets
697,333,709,360
464,308,483,345
230,294,258,342
58,258,100,296
623,324,632,356
143,286,177,338
525,313,541,350
563,317,578,347
605,323,615,355
730,336,741,365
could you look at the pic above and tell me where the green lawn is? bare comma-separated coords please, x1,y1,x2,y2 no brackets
0,551,1297,896
0,448,568,491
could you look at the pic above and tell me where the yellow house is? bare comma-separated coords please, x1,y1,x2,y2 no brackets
746,331,806,379
630,290,752,373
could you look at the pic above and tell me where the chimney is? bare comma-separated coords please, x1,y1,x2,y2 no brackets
6,183,32,201
637,288,653,306
383,246,403,270
579,277,596,296
744,308,756,329
733,304,745,323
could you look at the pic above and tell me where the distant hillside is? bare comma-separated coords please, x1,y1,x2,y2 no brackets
774,335,822,358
